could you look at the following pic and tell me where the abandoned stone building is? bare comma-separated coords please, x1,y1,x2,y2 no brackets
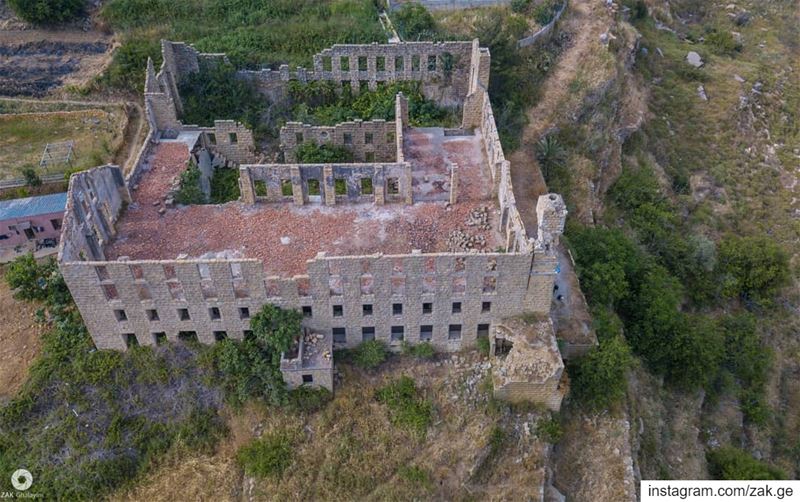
57,39,572,400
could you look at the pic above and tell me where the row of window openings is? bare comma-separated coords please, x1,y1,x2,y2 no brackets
115,299,491,324
114,306,250,323
321,301,490,318
123,329,250,348
321,54,446,73
295,131,392,146
255,176,396,199
333,323,490,343
123,322,488,350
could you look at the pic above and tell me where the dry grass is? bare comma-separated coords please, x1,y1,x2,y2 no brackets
113,353,553,501
0,108,127,180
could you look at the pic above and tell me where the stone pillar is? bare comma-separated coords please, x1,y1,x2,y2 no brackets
239,166,255,204
536,193,567,246
450,163,459,205
279,64,290,80
323,165,336,206
396,92,409,126
374,166,385,205
291,166,304,205
297,67,307,83
405,165,413,205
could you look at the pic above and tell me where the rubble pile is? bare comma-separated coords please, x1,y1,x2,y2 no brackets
465,206,491,230
447,229,487,252
302,331,332,364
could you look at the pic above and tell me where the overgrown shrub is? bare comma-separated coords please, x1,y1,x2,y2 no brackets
100,37,161,91
391,4,436,40
717,235,790,304
705,30,741,55
531,0,562,26
375,376,433,437
209,167,241,204
237,430,293,478
179,62,266,130
401,341,436,359
174,165,206,205
534,416,563,443
707,447,786,480
397,465,433,489
351,339,389,369
204,304,301,406
290,81,456,127
21,166,42,188
294,142,354,163
8,0,84,24
569,335,632,409
288,386,332,414
477,336,491,357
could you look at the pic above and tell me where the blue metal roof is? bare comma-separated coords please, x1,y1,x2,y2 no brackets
0,192,67,221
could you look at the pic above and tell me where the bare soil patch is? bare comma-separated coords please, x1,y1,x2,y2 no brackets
0,267,44,402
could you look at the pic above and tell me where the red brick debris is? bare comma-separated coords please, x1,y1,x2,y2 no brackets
106,142,502,277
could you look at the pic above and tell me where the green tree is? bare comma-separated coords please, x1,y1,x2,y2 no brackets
707,447,786,480
717,235,790,303
174,165,206,205
4,254,59,302
570,335,632,409
20,167,42,188
208,304,301,406
391,4,436,40
179,62,266,129
8,0,84,24
295,143,354,163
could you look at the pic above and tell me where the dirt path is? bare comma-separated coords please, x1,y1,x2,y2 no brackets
508,0,614,228
0,267,44,402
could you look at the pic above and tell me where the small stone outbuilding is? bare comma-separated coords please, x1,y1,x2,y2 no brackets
280,329,334,391
490,317,565,411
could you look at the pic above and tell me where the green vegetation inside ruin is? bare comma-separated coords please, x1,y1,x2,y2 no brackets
420,6,568,151
99,0,386,92
174,164,241,205
401,341,437,359
294,142,354,164
289,80,460,127
178,62,267,131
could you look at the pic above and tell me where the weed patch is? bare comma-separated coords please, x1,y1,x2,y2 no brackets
375,376,433,437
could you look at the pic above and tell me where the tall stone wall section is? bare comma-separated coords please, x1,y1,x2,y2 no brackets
280,120,396,163
58,166,130,263
239,162,412,206
59,247,542,352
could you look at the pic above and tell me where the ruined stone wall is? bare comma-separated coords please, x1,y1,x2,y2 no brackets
301,251,536,351
492,379,563,410
58,166,129,264
462,41,491,128
282,366,334,391
237,41,475,108
204,121,256,165
59,245,545,353
239,162,412,206
280,119,396,163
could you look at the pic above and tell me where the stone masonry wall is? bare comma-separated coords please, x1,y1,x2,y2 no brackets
280,119,396,163
59,247,543,352
239,162,412,206
58,166,130,263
